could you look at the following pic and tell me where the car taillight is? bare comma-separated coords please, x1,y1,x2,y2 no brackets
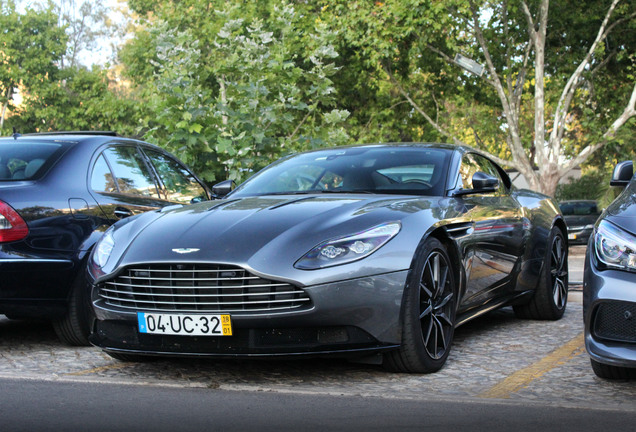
0,200,29,242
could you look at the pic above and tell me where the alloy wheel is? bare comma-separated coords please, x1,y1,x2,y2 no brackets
550,234,568,310
419,250,454,360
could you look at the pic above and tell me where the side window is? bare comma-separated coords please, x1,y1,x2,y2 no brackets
459,153,506,193
90,154,116,192
143,149,208,204
459,154,481,189
101,146,160,198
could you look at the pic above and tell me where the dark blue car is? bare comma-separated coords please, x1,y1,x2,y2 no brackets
0,132,210,345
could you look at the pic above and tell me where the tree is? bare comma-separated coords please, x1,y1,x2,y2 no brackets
9,65,141,136
319,0,636,196
0,1,66,131
56,0,114,68
122,1,350,183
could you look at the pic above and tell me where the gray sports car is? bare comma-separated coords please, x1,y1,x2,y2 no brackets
87,144,568,373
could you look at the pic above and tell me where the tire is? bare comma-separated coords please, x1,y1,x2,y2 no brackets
384,237,457,373
513,226,568,320
106,351,155,363
590,359,636,380
52,270,92,346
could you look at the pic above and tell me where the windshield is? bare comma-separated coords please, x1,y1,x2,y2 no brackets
230,146,452,198
0,140,68,181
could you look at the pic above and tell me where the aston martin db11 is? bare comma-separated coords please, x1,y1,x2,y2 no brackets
88,144,568,373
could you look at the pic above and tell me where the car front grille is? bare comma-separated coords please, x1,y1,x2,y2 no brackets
593,301,636,343
97,264,311,314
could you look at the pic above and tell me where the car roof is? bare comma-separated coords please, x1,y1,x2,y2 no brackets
0,132,164,151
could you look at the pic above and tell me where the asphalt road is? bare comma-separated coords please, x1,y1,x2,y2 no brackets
1,377,634,432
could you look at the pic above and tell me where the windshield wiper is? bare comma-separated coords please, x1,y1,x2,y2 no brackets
256,189,376,196
317,189,375,194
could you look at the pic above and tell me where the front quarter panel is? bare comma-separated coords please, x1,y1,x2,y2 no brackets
512,188,565,293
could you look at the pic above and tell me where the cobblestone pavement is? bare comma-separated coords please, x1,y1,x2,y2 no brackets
1,246,634,411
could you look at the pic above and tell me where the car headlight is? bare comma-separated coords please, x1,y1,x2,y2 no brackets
294,222,401,270
594,220,636,272
93,227,115,269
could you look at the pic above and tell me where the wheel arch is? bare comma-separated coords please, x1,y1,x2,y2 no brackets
552,216,568,247
405,226,465,311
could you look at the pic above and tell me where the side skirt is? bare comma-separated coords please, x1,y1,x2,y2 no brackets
455,290,534,328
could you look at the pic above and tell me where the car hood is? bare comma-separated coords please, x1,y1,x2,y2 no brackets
102,194,444,284
605,180,636,234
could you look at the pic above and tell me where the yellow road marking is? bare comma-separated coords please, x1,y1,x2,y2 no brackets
66,363,136,376
478,332,585,399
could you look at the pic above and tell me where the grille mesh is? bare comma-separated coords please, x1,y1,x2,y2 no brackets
593,301,636,343
97,264,311,313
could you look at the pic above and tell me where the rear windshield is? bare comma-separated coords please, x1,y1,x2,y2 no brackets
559,201,599,216
0,141,68,181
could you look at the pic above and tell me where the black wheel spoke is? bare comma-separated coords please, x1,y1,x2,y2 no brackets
437,311,453,327
423,316,434,347
419,305,433,320
434,293,454,311
419,282,433,299
434,317,447,351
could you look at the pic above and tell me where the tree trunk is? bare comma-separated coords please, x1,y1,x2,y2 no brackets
0,87,13,131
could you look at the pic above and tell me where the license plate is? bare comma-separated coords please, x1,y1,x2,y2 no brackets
137,312,232,336
568,233,576,240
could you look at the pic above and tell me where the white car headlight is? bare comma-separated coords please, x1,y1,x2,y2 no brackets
93,228,115,269
594,220,636,272
295,222,401,270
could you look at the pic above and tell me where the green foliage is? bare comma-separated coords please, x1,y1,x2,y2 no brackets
0,1,66,131
555,169,609,202
9,66,141,136
131,1,350,183
3,0,634,192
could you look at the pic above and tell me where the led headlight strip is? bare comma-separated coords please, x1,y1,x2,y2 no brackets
295,222,401,270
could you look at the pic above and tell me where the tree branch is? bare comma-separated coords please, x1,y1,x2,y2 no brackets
561,81,636,175
549,0,621,156
520,1,538,45
384,66,468,147
468,0,534,180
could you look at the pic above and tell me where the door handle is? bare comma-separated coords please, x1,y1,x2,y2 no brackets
114,207,134,219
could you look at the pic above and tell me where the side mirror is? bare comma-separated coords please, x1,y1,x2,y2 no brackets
212,179,236,198
610,161,633,187
452,172,499,196
472,171,499,191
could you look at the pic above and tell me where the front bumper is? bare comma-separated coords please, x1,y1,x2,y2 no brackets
567,228,593,245
583,246,636,369
89,270,408,358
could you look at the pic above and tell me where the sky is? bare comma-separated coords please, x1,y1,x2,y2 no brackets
17,0,130,67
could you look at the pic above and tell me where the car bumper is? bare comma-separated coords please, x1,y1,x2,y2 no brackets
583,247,636,369
567,228,593,245
0,254,75,317
89,270,409,358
